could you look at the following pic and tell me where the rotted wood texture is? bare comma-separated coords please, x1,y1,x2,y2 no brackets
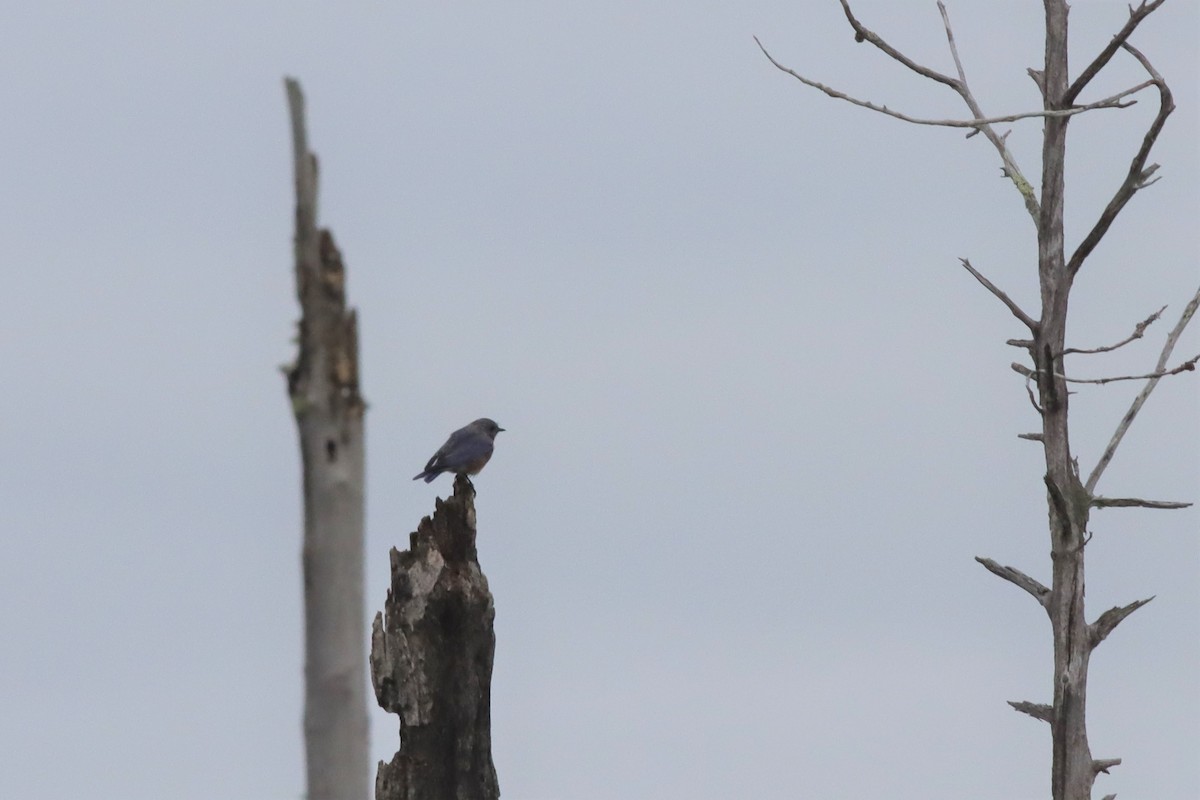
371,475,499,800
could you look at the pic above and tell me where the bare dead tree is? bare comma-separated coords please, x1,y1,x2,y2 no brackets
758,3,1195,799
284,77,370,800
371,475,500,800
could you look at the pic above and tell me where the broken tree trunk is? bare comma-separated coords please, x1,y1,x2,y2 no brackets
371,475,500,800
284,77,370,800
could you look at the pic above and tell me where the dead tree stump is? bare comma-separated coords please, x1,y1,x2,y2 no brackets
371,475,500,800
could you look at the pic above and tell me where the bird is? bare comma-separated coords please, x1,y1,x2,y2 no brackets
413,418,505,483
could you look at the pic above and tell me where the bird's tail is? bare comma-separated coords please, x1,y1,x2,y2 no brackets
412,470,439,483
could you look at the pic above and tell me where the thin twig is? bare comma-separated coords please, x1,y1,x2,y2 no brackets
1089,596,1154,648
1091,496,1192,510
837,0,958,88
1068,44,1174,279
959,259,1039,331
1086,286,1200,493
941,1,1128,225
1011,351,1200,385
1024,375,1043,414
975,557,1051,610
1064,0,1168,105
1066,356,1198,385
755,38,1141,131
938,1,969,86
756,5,1160,232
1063,306,1167,355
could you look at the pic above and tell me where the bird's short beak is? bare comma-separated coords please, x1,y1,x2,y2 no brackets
498,427,506,432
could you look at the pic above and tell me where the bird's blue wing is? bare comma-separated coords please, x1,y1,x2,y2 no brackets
441,432,492,468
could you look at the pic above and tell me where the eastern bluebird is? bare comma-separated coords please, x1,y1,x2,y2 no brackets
413,418,505,483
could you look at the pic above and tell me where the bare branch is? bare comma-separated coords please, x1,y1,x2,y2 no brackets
1022,375,1043,415
837,0,958,88
1068,44,1174,279
959,259,1039,331
1089,596,1154,648
1091,496,1192,510
766,3,1169,237
1066,355,1198,385
1063,306,1166,355
937,1,969,86
975,557,1050,609
1087,287,1200,492
1018,432,1044,442
758,3,1160,233
1064,0,1168,105
936,2,1037,223
1093,758,1122,775
1011,352,1200,385
1101,794,1117,800
1027,68,1046,96
1009,700,1053,723
755,38,1137,132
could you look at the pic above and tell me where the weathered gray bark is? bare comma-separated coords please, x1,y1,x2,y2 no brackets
1033,6,1098,797
1027,5,1176,797
371,475,500,800
284,77,371,800
759,3,1186,799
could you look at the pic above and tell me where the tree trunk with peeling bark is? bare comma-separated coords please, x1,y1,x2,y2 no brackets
371,475,500,800
285,77,371,800
760,2,1192,798
1034,6,1099,796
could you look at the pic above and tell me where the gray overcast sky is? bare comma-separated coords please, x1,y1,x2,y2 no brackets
2,2,1197,798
